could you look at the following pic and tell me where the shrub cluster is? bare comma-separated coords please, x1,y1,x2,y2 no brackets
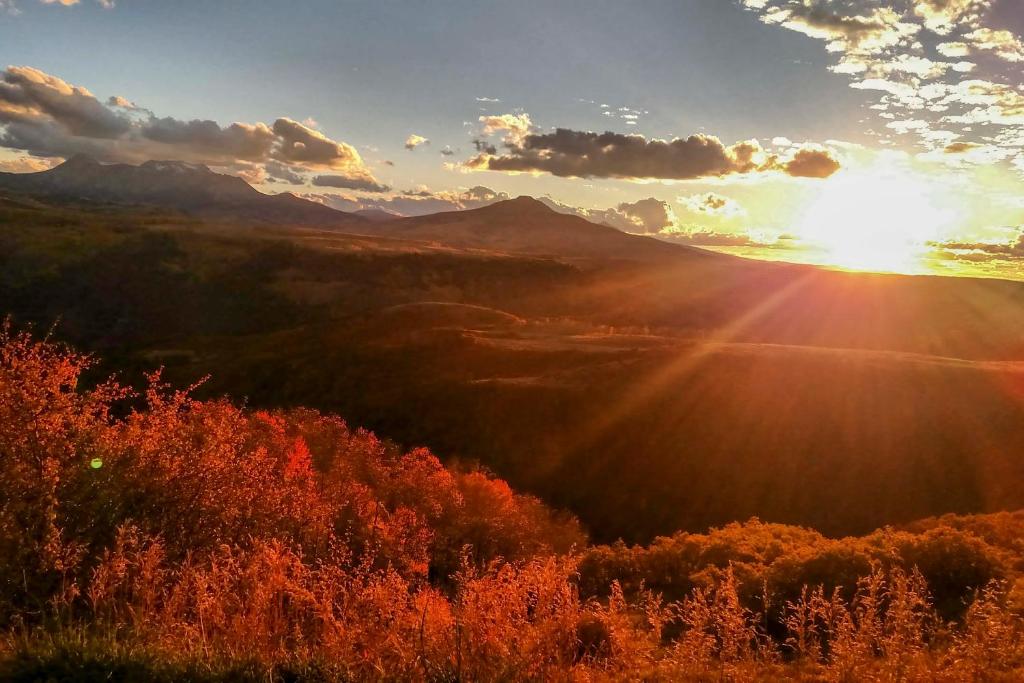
3,328,1024,681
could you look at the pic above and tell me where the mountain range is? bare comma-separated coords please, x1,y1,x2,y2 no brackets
0,156,695,263
0,155,365,229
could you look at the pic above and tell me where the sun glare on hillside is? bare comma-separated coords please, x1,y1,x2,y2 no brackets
796,165,959,274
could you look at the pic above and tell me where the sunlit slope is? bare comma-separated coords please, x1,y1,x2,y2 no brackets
548,260,1024,360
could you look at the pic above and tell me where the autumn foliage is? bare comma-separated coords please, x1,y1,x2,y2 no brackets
3,327,1024,681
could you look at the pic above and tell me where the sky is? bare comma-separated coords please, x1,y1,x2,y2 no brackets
0,0,1022,277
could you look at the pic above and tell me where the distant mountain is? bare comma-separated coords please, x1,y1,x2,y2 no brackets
0,155,364,228
353,196,701,262
0,157,706,262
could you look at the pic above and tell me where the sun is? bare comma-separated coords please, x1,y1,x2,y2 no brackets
796,165,957,274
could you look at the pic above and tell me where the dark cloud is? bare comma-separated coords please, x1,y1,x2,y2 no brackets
595,198,675,233
311,174,390,193
472,138,497,155
467,128,840,180
272,117,364,170
141,117,275,161
783,147,842,178
264,161,306,186
0,66,386,189
930,230,1024,259
0,66,130,139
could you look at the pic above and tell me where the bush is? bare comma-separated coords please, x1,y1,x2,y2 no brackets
3,329,1024,680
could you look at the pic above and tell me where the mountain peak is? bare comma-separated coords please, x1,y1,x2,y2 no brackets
488,195,557,216
508,195,549,207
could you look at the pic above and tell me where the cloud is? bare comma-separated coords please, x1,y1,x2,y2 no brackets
783,146,843,177
936,40,971,57
535,194,788,248
930,228,1024,259
106,95,144,111
303,184,510,216
311,173,390,193
943,140,980,153
740,0,1024,177
740,0,1024,165
404,133,429,150
596,197,676,233
478,113,533,146
656,228,774,247
272,117,368,171
264,161,306,185
743,1,919,56
678,192,744,217
141,117,275,162
440,145,455,156
475,97,501,103
472,138,497,155
535,195,677,234
966,27,1024,62
0,65,386,189
0,66,130,139
0,154,58,172
465,127,840,180
912,0,988,35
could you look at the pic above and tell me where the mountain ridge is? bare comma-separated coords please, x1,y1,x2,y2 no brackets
0,156,700,262
347,193,703,262
0,154,366,228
